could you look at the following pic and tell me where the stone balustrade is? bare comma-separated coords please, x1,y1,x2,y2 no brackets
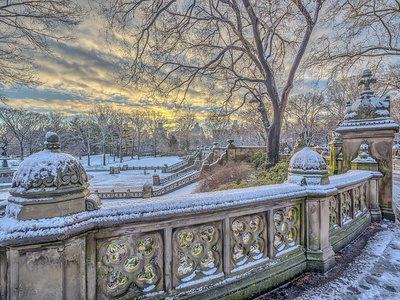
0,167,381,299
0,70,398,300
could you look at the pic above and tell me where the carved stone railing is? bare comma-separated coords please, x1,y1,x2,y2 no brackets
121,165,162,171
93,189,143,199
0,169,381,300
164,159,191,173
152,171,201,196
327,171,381,252
159,165,196,185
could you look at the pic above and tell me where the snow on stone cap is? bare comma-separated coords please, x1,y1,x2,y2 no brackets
10,132,88,196
288,147,329,185
340,70,396,128
289,147,327,173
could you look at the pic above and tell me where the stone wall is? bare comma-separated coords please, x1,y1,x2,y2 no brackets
0,169,380,300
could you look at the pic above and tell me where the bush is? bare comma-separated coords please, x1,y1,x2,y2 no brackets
194,158,289,193
250,161,289,187
195,161,251,193
250,151,266,169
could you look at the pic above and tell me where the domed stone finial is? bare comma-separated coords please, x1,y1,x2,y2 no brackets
6,132,100,220
45,132,61,151
287,147,329,185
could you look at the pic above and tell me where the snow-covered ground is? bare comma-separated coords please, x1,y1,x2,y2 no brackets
78,154,182,170
289,222,400,300
88,169,165,192
0,155,185,200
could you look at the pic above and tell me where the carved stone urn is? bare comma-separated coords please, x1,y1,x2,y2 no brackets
6,132,95,220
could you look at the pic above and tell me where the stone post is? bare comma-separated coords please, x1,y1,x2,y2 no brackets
336,70,399,221
142,182,153,198
153,174,160,186
202,162,211,172
350,142,382,222
306,196,336,272
287,147,335,272
194,158,202,170
329,131,343,175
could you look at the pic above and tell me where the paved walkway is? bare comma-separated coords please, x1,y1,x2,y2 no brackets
256,171,400,300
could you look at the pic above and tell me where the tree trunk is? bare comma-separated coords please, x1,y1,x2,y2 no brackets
102,142,106,166
137,133,141,160
87,135,91,166
265,121,281,169
131,128,135,159
153,135,157,157
119,135,123,163
19,140,24,161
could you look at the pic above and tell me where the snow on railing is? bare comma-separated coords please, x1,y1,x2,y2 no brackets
152,171,201,196
93,189,143,199
159,165,196,185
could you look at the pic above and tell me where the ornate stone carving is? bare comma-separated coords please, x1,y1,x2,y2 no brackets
354,184,368,217
339,70,398,130
172,222,222,288
329,195,339,230
287,147,329,185
273,206,300,256
10,132,88,194
86,194,101,211
230,213,267,270
97,232,163,299
342,190,353,224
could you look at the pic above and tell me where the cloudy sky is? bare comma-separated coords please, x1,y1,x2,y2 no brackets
3,6,211,120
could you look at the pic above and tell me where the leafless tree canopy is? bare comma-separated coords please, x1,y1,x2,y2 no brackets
309,0,400,89
0,0,82,89
102,0,324,167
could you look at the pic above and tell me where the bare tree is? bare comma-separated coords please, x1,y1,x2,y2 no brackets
0,0,82,96
286,92,327,146
309,0,400,91
113,112,129,163
102,0,324,168
90,103,115,166
25,112,48,155
0,107,40,160
146,110,167,157
174,106,197,153
129,110,147,160
325,76,361,123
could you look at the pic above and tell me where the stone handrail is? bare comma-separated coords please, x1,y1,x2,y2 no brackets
92,189,143,199
159,165,196,185
0,169,381,299
209,150,227,171
164,159,190,173
152,170,200,196
121,165,162,171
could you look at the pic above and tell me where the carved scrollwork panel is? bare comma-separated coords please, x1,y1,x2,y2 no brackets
172,222,222,288
97,232,163,299
329,195,339,230
342,190,353,224
354,186,362,217
273,205,301,257
361,183,368,211
230,213,267,270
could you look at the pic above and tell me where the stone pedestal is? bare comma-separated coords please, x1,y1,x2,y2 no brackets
329,132,343,175
142,182,153,198
336,69,399,221
153,174,160,186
